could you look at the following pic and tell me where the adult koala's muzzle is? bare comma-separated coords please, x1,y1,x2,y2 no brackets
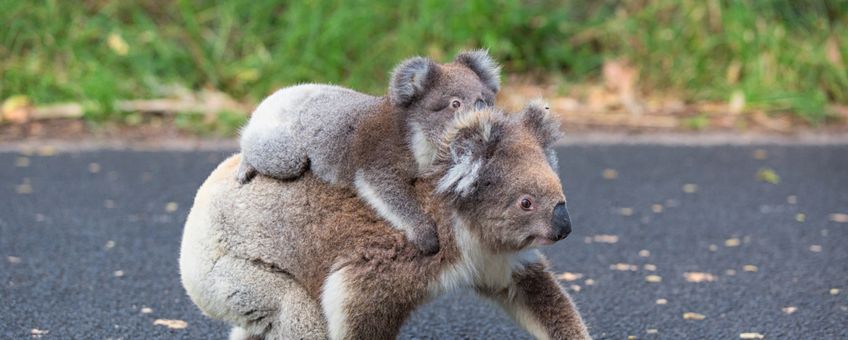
551,202,572,241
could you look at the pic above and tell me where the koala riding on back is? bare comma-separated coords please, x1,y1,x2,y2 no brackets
237,50,501,255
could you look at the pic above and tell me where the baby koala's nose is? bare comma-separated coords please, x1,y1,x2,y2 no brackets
551,202,572,241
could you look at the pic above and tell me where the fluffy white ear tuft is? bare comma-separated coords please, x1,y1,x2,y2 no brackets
454,49,501,93
431,108,506,198
389,57,438,107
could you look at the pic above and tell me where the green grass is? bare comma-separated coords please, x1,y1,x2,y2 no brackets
2,0,846,124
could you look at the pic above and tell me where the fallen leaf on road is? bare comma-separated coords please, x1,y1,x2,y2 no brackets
646,329,658,334
638,249,651,257
682,312,705,320
165,202,179,213
795,213,806,222
627,336,637,340
88,162,101,173
141,307,153,314
829,213,848,223
684,272,717,282
644,264,657,271
558,272,583,281
656,298,668,305
651,204,663,213
154,319,188,329
592,234,619,244
645,275,662,283
743,265,758,272
8,256,21,264
756,168,780,184
809,245,822,253
569,284,581,292
617,207,634,216
740,332,764,339
831,288,840,295
31,329,49,338
602,168,618,179
15,157,30,167
786,195,797,204
114,270,125,278
105,240,116,249
752,149,768,160
725,238,741,247
16,182,33,194
682,183,698,193
708,244,718,251
782,306,797,315
610,263,638,271
725,269,737,276
584,279,595,286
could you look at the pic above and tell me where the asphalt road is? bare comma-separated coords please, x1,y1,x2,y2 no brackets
1,145,847,339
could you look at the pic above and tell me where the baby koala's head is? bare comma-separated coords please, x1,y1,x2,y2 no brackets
388,50,501,169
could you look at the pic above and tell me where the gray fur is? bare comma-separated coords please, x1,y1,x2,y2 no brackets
237,52,501,255
454,49,501,93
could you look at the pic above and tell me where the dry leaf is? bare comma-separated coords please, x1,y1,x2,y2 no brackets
682,312,705,320
88,163,101,173
31,329,49,338
638,249,651,257
708,244,718,252
725,269,737,276
809,245,822,253
8,256,21,264
114,270,125,278
645,275,662,283
165,202,179,213
16,182,33,194
141,307,153,314
684,272,717,283
627,336,637,340
108,33,129,56
569,284,581,292
15,157,30,167
725,238,741,247
617,207,634,216
740,332,764,339
651,204,663,213
829,213,848,223
743,265,758,272
584,279,595,286
558,272,583,281
602,168,619,179
610,263,638,271
655,298,668,305
782,306,797,315
154,319,188,329
592,234,619,244
795,213,806,223
786,195,797,204
756,168,780,184
646,329,658,334
831,288,840,296
644,264,657,271
682,183,699,193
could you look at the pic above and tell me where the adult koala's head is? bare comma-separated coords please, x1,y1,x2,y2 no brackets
388,50,500,143
430,100,571,253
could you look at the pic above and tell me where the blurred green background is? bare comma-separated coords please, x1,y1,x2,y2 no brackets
2,0,846,127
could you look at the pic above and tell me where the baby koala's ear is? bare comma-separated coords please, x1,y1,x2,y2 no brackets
433,108,506,198
389,56,439,107
518,99,562,170
454,49,501,94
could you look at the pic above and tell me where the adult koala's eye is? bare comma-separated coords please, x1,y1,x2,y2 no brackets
451,99,462,109
518,196,534,211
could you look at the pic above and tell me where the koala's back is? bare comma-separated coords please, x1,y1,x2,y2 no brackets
242,84,384,184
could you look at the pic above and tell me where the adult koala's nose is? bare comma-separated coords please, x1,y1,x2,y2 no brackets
551,202,572,241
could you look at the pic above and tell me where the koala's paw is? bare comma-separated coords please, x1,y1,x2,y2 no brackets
235,161,258,184
410,223,440,256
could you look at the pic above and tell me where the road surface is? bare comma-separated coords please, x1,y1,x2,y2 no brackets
2,145,847,339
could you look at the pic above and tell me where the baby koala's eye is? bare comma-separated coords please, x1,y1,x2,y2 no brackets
451,99,462,109
518,195,534,211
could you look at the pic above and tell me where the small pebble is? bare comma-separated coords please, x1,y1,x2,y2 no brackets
786,195,797,204
809,245,822,253
651,204,663,213
782,306,797,315
602,168,618,180
165,202,179,213
114,270,125,278
682,183,698,193
8,256,21,264
638,249,651,257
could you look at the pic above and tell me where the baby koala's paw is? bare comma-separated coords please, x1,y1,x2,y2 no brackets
410,223,440,256
235,160,258,184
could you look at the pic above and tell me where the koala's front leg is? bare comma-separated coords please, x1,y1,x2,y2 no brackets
483,262,591,340
353,169,440,255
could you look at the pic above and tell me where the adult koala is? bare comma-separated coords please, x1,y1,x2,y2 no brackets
179,102,590,339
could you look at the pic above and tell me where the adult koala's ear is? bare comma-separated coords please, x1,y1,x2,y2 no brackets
519,99,562,170
454,49,501,94
432,108,506,198
389,56,439,107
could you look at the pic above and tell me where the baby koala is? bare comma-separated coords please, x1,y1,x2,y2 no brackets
237,50,501,255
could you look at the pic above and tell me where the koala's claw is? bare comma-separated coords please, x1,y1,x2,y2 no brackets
236,161,258,184
410,225,440,256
